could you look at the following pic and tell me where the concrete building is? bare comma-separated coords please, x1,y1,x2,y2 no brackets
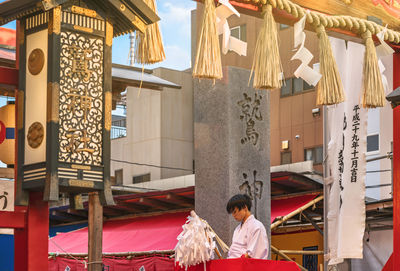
110,67,194,188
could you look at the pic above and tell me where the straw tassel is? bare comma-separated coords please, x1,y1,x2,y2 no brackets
134,0,165,64
361,30,385,108
250,4,282,90
193,0,222,79
316,25,345,105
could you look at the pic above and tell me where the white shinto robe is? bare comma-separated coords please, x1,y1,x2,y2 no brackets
228,215,269,259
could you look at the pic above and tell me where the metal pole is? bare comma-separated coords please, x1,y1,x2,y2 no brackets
323,105,329,271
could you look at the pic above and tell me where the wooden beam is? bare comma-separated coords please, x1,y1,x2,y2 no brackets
0,209,25,228
138,197,171,210
88,192,103,271
302,211,324,236
391,52,400,271
67,209,88,219
165,193,195,207
271,245,307,271
52,210,86,221
115,199,152,212
18,192,49,271
271,195,324,230
279,249,324,255
0,66,18,86
0,168,14,179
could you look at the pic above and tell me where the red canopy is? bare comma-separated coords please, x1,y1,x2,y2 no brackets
49,195,319,254
271,194,317,223
175,258,301,271
49,212,189,254
0,27,15,47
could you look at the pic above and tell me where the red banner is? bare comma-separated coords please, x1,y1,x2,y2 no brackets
175,258,300,271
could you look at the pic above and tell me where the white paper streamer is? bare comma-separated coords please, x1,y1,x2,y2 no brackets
216,1,247,56
291,14,322,86
376,25,394,94
376,25,395,58
175,211,217,270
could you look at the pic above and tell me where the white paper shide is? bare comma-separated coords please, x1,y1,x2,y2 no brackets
175,211,217,270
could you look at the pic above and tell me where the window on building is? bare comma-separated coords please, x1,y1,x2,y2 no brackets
132,173,151,184
303,80,313,90
281,77,315,97
281,78,293,97
281,152,292,165
115,169,123,185
293,77,304,94
304,146,323,164
230,24,247,42
367,134,379,152
303,246,318,271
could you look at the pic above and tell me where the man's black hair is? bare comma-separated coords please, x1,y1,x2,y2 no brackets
226,194,252,214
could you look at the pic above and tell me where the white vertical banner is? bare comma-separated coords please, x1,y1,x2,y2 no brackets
0,180,14,212
327,38,367,263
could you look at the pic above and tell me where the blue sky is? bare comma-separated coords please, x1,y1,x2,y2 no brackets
0,0,195,71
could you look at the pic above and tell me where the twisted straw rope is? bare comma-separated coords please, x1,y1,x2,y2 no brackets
245,0,400,43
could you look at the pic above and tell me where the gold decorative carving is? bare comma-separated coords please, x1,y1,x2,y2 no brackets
105,92,112,131
71,164,91,170
69,179,94,188
120,4,126,11
49,6,61,35
28,48,45,75
71,5,97,18
105,21,113,46
47,82,59,123
17,90,24,130
73,25,94,33
27,122,44,149
59,31,103,165
132,16,146,34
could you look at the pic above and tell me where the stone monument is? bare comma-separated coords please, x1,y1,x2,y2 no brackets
194,66,271,255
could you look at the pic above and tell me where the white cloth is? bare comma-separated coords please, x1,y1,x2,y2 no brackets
228,215,269,259
327,37,367,263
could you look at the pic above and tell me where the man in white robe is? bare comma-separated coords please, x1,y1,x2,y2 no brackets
226,194,269,259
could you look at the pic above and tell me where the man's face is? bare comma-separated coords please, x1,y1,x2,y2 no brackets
231,206,247,222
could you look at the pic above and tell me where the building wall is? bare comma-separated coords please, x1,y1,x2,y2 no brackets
153,68,194,179
110,69,194,185
192,5,323,172
272,230,323,269
365,54,393,201
111,87,162,184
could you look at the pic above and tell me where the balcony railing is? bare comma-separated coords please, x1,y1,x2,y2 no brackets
111,126,126,139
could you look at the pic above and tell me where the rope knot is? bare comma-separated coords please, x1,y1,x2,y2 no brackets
268,0,277,9
361,30,372,40
316,24,325,37
263,4,273,13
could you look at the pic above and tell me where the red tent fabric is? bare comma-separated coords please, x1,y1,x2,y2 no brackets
0,27,15,47
49,255,174,271
49,212,189,254
271,194,318,223
175,258,301,271
49,195,319,254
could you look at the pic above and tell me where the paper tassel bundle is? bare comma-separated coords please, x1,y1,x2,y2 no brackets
361,30,385,108
193,0,223,79
134,0,165,64
175,211,217,269
316,25,345,105
250,4,282,90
